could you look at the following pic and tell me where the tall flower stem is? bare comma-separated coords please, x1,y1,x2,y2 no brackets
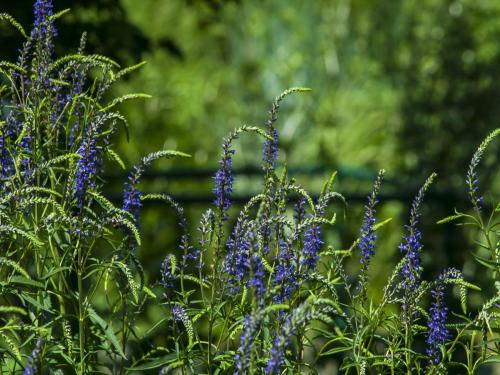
76,237,85,374
405,322,413,375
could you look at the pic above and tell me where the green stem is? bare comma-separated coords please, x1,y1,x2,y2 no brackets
76,238,85,375
405,321,412,375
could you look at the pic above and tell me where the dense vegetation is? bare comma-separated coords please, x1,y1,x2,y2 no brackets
0,1,498,374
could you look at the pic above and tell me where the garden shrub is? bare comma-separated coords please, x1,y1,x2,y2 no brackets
0,1,498,374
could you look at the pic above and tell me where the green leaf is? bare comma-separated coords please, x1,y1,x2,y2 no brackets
471,252,500,270
40,267,71,280
20,294,54,314
320,345,352,356
373,217,392,231
88,306,127,359
127,354,177,371
10,276,44,289
478,355,500,365
142,285,156,299
182,274,210,288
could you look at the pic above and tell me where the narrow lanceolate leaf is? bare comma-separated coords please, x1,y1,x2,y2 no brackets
453,279,481,291
10,276,44,289
127,353,177,371
142,285,156,299
471,252,500,270
88,307,127,359
373,217,392,231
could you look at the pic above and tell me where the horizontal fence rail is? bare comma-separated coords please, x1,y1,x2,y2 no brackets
104,164,476,206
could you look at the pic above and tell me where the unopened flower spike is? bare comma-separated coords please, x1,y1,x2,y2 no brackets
213,133,238,221
262,87,311,174
357,169,385,294
359,169,385,265
465,128,500,211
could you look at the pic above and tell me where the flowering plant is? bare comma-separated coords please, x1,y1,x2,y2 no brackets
0,1,498,374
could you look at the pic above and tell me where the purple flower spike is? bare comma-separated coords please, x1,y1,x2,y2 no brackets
399,173,437,294
23,338,42,375
74,117,103,208
234,314,262,375
272,239,298,304
359,170,384,265
31,0,57,87
224,213,251,293
426,268,461,365
160,254,176,299
213,136,236,221
301,224,323,271
262,125,279,172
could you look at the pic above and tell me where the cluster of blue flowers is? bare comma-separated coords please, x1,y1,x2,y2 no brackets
160,254,176,297
399,174,437,297
359,170,384,265
74,116,105,208
261,91,283,173
272,239,299,304
2,2,497,372
213,136,236,221
22,338,42,375
426,268,461,365
30,0,56,88
0,0,57,185
264,302,333,374
224,212,252,293
234,314,262,375
122,156,150,224
172,304,188,323
301,224,323,271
